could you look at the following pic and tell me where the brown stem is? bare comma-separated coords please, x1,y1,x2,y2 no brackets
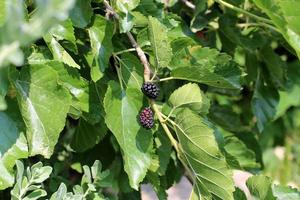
103,0,151,81
126,32,151,82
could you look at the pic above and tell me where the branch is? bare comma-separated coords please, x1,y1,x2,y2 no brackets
181,0,196,10
103,0,194,182
103,0,151,82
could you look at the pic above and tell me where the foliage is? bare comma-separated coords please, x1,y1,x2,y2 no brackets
0,0,300,199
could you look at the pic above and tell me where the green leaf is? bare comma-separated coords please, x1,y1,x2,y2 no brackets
46,61,88,98
218,16,266,52
273,185,300,200
146,171,167,200
12,64,72,158
253,0,300,58
168,83,210,114
88,16,114,82
155,131,172,175
26,46,53,65
70,0,93,28
233,187,247,200
49,19,77,52
136,0,164,17
175,109,235,200
171,47,242,89
260,45,287,90
23,189,47,200
44,35,80,69
71,119,107,152
119,13,134,33
50,19,76,44
276,85,300,118
11,161,52,200
0,112,28,190
148,16,172,69
119,53,144,89
104,81,152,190
224,135,260,169
30,162,53,183
246,175,276,200
251,73,279,132
50,183,67,200
208,105,244,133
116,0,140,13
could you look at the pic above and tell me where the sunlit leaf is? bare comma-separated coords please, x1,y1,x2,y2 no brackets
12,65,72,158
104,81,152,189
175,109,235,200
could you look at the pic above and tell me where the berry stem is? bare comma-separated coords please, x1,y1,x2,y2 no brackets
151,101,180,152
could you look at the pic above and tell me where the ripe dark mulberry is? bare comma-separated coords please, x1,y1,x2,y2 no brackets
141,82,160,99
139,107,154,129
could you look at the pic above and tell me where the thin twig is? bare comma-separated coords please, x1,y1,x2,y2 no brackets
103,0,151,82
237,22,279,32
113,48,136,56
181,0,196,10
215,0,273,24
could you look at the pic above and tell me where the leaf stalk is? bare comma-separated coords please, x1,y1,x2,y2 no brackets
215,0,273,24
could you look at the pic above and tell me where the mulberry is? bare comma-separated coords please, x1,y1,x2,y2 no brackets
141,82,160,99
139,107,154,129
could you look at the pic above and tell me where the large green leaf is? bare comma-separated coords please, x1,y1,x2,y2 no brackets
246,175,276,200
12,65,72,158
170,47,242,89
88,16,114,82
252,0,300,58
0,112,28,190
104,81,152,189
148,16,172,69
175,109,234,200
168,83,210,114
251,73,279,132
70,0,93,28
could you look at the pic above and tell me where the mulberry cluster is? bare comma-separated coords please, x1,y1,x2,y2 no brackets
141,82,160,99
139,107,154,129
